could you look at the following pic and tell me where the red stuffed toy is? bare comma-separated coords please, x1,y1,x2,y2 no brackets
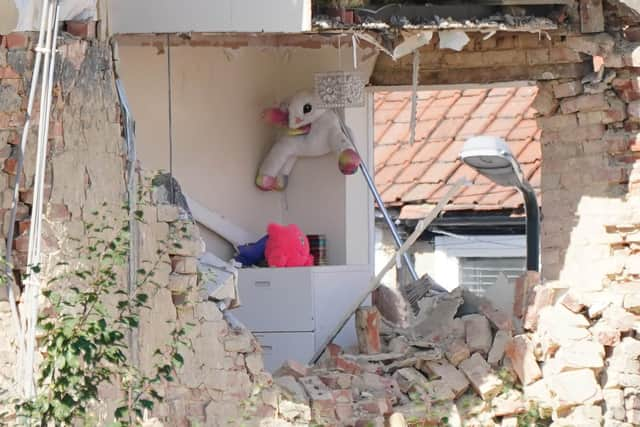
265,223,314,267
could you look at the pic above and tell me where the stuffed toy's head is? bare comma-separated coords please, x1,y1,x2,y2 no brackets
285,91,325,129
265,223,314,268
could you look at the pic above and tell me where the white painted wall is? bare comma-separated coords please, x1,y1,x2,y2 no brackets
117,41,377,266
109,0,311,34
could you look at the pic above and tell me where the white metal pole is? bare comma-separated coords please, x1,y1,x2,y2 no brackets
23,0,60,398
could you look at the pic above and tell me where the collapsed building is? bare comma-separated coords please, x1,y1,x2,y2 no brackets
0,0,640,426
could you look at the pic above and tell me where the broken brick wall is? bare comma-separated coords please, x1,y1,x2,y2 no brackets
0,34,281,426
371,7,640,424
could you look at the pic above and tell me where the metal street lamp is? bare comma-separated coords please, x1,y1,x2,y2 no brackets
459,135,540,272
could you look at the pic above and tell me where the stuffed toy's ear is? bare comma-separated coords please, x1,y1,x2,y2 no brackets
262,107,289,128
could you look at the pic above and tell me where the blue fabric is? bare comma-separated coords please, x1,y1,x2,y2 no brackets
235,235,268,266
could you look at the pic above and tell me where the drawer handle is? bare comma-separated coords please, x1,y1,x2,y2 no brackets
262,345,273,351
254,281,271,287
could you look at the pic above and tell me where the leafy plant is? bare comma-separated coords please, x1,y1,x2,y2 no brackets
10,196,192,426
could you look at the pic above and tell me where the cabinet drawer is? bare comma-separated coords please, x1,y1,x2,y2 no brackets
253,332,315,372
233,268,314,332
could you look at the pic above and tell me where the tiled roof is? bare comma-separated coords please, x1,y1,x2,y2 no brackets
374,87,541,219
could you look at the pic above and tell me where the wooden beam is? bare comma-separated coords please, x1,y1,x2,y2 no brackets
580,0,605,33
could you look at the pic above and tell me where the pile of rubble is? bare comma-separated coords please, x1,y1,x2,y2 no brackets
270,278,640,427
271,288,532,426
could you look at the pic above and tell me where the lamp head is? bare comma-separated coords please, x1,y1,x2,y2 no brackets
460,135,526,188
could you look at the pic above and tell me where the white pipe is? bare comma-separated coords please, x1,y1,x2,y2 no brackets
5,0,51,379
23,0,60,399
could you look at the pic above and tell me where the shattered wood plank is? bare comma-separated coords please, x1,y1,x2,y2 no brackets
580,0,604,34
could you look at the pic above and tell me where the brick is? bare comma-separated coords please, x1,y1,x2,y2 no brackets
623,293,640,314
560,291,586,313
469,295,513,332
335,403,353,422
566,34,615,57
422,360,469,397
356,306,381,355
445,339,470,366
423,379,455,403
299,376,336,423
333,355,362,375
554,81,584,98
547,369,603,411
45,203,69,221
537,114,578,131
554,340,605,371
0,66,19,79
550,47,585,63
393,368,429,395
318,372,352,389
488,330,512,367
604,389,626,420
504,335,542,386
65,21,97,39
5,33,28,49
526,48,551,65
523,284,556,330
459,353,503,401
560,93,608,114
3,157,17,175
167,273,197,295
532,84,558,116
492,390,527,417
331,388,352,404
157,204,180,222
580,0,605,34
170,256,198,274
274,360,309,379
462,314,492,355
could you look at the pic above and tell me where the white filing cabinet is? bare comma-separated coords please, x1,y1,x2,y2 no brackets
233,265,372,372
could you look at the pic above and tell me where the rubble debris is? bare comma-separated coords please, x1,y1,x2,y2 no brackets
271,270,640,426
356,306,382,355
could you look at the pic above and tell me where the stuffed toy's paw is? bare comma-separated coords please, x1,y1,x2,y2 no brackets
274,175,289,191
338,148,361,175
256,174,277,191
265,223,314,268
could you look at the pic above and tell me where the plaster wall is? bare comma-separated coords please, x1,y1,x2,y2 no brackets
109,0,312,34
117,40,377,266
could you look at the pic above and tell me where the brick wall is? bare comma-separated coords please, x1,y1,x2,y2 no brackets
0,34,286,426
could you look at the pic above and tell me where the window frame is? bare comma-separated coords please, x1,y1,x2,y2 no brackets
432,234,526,291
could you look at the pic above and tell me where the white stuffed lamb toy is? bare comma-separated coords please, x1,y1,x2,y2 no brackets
256,90,361,191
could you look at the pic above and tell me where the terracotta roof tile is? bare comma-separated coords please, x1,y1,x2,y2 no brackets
375,164,403,187
374,144,399,167
374,87,541,213
386,142,425,166
395,161,431,184
414,140,448,163
420,160,460,184
379,122,409,144
484,117,519,138
430,118,466,141
402,183,439,202
508,119,538,141
382,183,414,204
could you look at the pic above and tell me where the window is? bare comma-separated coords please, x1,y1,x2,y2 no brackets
459,257,526,297
432,235,526,315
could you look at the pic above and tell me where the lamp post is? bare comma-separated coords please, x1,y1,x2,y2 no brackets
459,136,540,272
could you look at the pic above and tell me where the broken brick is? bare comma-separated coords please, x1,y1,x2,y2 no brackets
356,306,382,355
459,353,503,401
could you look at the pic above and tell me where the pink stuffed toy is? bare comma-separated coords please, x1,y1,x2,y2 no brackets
265,223,314,268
